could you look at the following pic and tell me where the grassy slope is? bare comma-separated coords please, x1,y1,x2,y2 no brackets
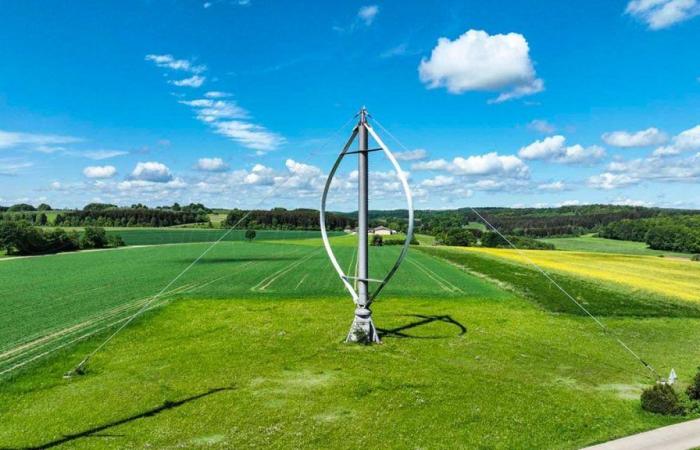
2,236,700,448
2,296,698,449
541,234,692,258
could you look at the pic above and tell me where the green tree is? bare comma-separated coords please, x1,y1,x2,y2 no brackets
245,229,257,241
37,213,48,226
37,203,52,211
81,226,109,249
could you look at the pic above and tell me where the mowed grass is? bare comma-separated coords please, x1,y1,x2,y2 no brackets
1,296,699,449
0,237,504,377
443,246,700,303
541,234,693,258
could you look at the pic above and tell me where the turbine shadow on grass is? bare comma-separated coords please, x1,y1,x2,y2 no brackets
3,386,234,450
377,314,467,340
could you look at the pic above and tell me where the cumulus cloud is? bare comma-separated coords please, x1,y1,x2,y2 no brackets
420,175,455,187
602,127,668,147
130,161,173,182
625,0,700,29
358,5,379,25
83,165,117,179
145,54,206,73
394,149,427,161
450,152,528,177
418,29,543,103
412,159,449,171
653,124,700,156
170,75,206,88
196,157,229,172
519,135,606,164
589,151,700,189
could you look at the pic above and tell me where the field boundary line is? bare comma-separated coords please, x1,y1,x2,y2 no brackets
407,256,463,293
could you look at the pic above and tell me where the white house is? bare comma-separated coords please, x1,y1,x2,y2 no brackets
370,226,396,235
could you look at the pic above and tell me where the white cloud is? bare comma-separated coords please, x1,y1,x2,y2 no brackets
590,151,700,189
418,29,543,103
602,127,668,147
180,98,248,121
82,150,128,160
83,165,117,179
558,200,581,207
358,5,379,25
527,119,556,134
537,181,566,191
145,54,206,74
0,130,82,150
196,157,229,172
411,159,448,171
204,91,231,98
611,196,652,207
394,149,427,161
213,121,285,152
450,152,529,177
652,124,700,156
625,0,700,29
519,135,606,164
131,161,173,182
421,175,455,187
170,75,206,88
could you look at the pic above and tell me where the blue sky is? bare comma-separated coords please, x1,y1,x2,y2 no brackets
1,0,699,210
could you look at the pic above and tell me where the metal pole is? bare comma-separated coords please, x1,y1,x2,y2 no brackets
346,107,379,343
357,109,369,308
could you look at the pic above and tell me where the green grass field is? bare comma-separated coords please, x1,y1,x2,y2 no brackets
541,234,692,258
1,231,700,448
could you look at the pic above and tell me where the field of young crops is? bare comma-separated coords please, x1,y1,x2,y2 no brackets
2,231,700,448
0,236,505,378
458,246,700,302
105,228,341,246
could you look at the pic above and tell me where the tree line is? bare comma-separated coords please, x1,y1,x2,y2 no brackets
224,208,355,231
0,222,124,256
365,205,700,238
55,204,210,227
599,215,700,254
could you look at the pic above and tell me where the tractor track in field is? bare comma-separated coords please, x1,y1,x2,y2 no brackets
406,256,463,293
251,248,323,292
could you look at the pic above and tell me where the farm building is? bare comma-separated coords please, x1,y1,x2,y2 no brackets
370,226,396,235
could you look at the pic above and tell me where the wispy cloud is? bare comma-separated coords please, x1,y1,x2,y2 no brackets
81,150,129,160
0,130,82,150
145,54,206,74
358,5,379,26
625,0,700,30
170,75,206,88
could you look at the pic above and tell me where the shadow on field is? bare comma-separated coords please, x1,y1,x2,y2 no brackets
4,386,234,450
377,314,467,340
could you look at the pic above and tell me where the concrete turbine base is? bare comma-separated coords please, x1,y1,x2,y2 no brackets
346,307,381,344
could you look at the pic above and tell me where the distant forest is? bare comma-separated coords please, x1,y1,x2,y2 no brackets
2,203,699,253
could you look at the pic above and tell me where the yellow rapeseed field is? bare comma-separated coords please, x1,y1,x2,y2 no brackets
457,247,700,302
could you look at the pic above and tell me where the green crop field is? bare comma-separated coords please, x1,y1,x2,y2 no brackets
541,234,693,258
104,228,342,246
1,232,700,448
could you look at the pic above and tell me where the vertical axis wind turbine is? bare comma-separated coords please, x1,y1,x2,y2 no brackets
320,108,414,344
